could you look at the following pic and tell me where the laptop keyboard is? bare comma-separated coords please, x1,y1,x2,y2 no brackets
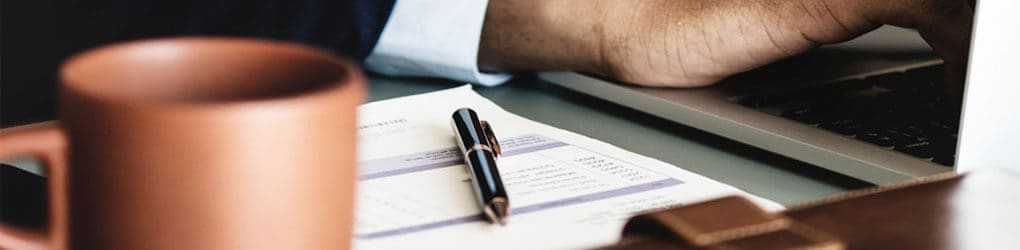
737,64,960,166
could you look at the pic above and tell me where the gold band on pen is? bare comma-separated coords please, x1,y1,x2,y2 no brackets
465,144,495,155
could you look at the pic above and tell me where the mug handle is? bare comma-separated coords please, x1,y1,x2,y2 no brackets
0,122,68,250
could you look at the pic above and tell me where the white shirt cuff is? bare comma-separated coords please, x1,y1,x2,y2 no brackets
364,0,512,86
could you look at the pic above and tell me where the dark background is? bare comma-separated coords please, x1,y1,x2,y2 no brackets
3,0,69,127
2,0,392,127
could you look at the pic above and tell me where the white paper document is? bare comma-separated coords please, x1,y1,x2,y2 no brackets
353,85,781,249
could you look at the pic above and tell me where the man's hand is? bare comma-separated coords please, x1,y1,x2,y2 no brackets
479,0,973,88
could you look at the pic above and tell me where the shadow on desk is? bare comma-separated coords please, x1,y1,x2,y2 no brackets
1,74,871,228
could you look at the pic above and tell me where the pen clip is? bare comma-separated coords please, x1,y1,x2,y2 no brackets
480,120,501,157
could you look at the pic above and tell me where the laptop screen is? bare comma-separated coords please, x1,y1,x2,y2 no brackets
956,0,1020,172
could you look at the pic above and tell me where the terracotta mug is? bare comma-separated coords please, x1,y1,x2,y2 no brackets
0,38,363,249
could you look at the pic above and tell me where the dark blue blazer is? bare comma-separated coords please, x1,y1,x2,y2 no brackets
1,0,396,126
88,0,396,60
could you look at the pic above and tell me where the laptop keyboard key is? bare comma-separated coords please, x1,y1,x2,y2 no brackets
858,130,895,147
820,119,865,135
899,124,931,138
915,120,954,137
885,128,929,145
895,140,935,158
782,107,824,125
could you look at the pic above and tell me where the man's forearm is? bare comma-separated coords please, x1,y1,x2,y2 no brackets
478,0,607,74
477,0,821,85
477,0,829,85
477,0,972,88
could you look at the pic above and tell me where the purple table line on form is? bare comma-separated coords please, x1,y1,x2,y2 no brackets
358,134,569,180
356,178,684,239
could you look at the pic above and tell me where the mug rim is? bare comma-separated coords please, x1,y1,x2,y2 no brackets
59,37,359,107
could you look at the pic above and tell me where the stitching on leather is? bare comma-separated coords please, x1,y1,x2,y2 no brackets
785,172,960,211
665,213,792,246
655,198,791,246
654,201,849,249
697,219,792,244
710,222,845,250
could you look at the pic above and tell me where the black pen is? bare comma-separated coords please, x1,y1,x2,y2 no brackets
450,108,510,225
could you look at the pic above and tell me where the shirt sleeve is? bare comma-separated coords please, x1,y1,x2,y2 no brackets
363,0,512,86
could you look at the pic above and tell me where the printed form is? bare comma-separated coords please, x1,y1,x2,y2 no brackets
353,85,781,249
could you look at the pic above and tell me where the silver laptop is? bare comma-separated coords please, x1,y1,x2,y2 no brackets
540,1,1020,184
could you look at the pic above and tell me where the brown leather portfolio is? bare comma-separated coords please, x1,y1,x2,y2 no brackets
598,170,1020,250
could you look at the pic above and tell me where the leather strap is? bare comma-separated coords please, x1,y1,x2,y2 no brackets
620,196,843,250
601,170,1020,250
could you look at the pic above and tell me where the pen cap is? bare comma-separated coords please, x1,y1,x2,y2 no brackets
451,108,496,151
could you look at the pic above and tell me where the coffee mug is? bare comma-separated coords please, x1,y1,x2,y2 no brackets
0,38,363,249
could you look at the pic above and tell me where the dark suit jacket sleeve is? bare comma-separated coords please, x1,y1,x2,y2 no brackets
1,0,396,126
74,0,396,61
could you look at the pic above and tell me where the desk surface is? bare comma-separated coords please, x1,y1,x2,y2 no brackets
2,74,869,206
369,75,871,205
